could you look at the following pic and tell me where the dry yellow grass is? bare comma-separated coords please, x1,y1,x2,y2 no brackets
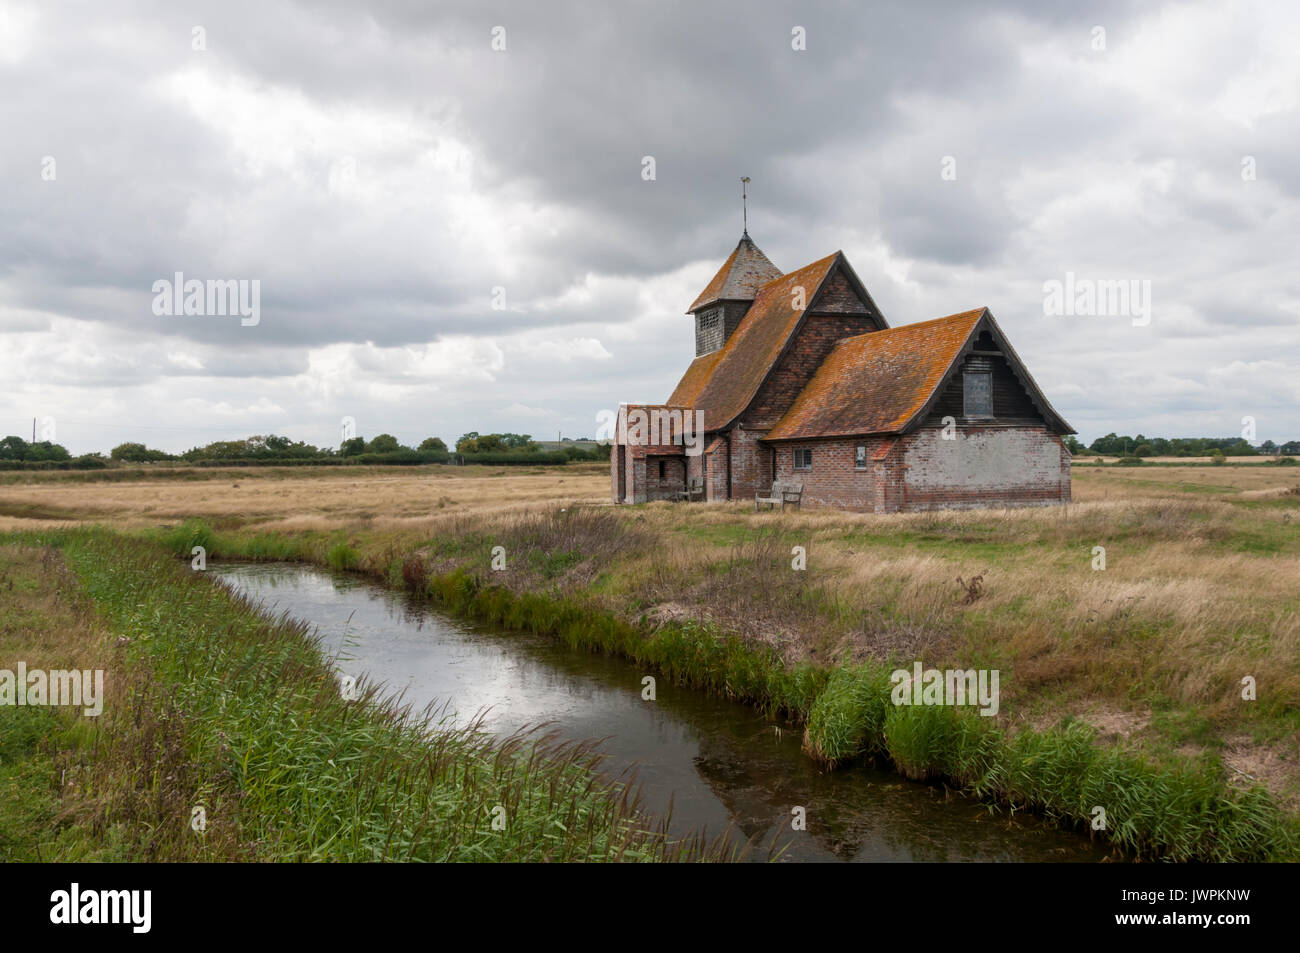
3,460,1294,527
0,463,612,532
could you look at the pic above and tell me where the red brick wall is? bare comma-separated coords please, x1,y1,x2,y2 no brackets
727,426,772,500
612,403,696,503
771,438,879,510
875,438,905,512
766,425,1069,512
705,442,728,501
686,452,704,483
643,455,686,501
743,314,879,430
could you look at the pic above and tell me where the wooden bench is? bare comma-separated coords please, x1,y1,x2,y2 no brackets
674,475,705,502
755,480,803,512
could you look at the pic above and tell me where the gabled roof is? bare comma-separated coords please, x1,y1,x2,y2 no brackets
687,234,783,312
665,348,724,408
764,308,1073,441
669,252,842,430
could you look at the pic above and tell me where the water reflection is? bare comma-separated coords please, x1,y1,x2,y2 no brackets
214,563,1107,863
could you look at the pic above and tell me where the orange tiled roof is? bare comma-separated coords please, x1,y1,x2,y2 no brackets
764,308,987,441
687,234,783,312
666,348,724,407
670,253,841,431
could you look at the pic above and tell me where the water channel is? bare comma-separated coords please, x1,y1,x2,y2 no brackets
214,562,1107,863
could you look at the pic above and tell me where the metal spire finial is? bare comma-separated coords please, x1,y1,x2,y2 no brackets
741,176,751,236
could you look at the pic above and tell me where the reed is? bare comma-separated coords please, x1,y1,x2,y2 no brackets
2,530,735,862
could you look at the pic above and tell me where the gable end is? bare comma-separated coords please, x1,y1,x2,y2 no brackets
903,311,1074,435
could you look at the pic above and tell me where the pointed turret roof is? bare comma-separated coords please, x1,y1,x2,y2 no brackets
687,233,782,312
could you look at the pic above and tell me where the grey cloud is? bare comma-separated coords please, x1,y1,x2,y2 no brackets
1,0,1297,451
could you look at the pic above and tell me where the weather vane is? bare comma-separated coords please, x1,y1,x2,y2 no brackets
741,176,751,236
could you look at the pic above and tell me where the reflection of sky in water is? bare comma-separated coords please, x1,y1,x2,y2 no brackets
215,563,1111,864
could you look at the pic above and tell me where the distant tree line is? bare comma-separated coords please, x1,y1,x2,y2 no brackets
0,435,74,462
0,430,610,469
1065,434,1300,458
0,436,106,469
451,432,606,462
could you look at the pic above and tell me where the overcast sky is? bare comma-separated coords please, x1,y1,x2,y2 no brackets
2,0,1297,454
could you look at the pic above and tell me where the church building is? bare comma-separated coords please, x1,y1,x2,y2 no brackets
611,232,1074,512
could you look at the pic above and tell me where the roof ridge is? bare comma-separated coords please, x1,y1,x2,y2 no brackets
831,307,983,345
753,251,839,294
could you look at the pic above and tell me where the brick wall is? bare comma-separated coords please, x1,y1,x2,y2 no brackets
899,425,1069,511
744,314,879,429
766,426,1068,512
771,438,880,510
612,403,696,503
705,440,728,501
686,451,704,483
728,426,773,500
642,454,686,501
874,437,904,512
611,443,625,502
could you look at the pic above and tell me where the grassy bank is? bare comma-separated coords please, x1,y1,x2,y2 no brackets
5,460,1298,860
0,531,728,862
142,512,1300,861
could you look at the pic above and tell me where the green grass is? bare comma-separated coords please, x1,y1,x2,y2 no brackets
674,522,771,547
803,664,893,765
327,541,359,570
135,515,1300,861
1,530,731,862
0,707,57,858
803,677,1298,861
415,568,1297,861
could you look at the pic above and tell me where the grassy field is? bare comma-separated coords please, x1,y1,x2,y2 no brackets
3,458,1298,859
0,463,605,530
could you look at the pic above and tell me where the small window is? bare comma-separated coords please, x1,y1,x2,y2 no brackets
696,307,725,355
963,371,993,418
658,460,666,479
854,445,867,469
793,448,812,470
